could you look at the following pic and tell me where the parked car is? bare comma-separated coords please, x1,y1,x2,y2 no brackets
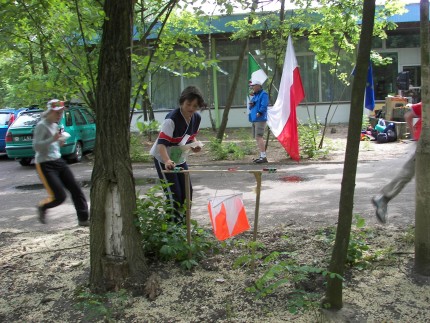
0,108,28,155
5,104,96,166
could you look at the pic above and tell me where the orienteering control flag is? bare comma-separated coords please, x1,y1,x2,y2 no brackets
267,36,304,161
208,194,250,241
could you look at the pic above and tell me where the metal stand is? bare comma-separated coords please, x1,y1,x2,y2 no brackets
162,168,275,267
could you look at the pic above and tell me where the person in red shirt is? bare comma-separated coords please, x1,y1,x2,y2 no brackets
371,102,422,223
405,101,422,140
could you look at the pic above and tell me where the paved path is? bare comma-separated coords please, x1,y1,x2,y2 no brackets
0,146,416,233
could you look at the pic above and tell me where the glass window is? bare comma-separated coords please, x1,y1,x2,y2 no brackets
297,55,319,103
0,113,11,126
151,68,182,110
81,109,96,124
402,65,421,103
403,66,421,87
10,111,41,127
64,111,73,126
320,64,352,102
72,110,87,126
371,36,383,49
386,34,419,48
294,38,311,53
216,39,246,57
215,58,248,107
373,53,398,100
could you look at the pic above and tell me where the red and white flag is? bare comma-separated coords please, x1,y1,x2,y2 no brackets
267,36,305,161
208,194,250,241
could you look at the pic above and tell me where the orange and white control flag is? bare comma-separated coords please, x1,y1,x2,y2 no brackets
208,194,250,241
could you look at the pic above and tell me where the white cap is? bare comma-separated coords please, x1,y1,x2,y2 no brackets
250,80,262,86
47,99,65,111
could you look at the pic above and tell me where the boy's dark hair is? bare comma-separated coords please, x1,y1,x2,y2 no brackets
179,86,206,109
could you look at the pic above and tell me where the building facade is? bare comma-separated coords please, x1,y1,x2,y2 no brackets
131,3,425,130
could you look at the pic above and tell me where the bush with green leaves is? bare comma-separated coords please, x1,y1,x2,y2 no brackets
135,182,219,269
318,214,384,270
207,136,254,161
136,118,160,141
129,133,152,163
236,237,343,315
298,122,330,159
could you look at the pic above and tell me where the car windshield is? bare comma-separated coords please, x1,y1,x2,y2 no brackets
11,111,42,128
0,112,11,126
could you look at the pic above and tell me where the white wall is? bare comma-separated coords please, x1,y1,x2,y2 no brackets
130,102,352,132
397,48,421,70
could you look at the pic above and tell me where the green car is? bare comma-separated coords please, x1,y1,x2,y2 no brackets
5,105,96,166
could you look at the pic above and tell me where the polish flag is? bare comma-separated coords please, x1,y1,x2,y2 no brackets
267,36,305,161
208,194,250,241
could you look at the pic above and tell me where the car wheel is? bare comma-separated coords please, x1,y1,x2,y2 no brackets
70,141,83,163
19,158,32,166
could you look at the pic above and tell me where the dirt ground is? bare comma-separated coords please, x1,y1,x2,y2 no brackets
1,124,429,322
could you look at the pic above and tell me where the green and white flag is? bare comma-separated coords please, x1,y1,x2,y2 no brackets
247,53,268,113
248,53,268,86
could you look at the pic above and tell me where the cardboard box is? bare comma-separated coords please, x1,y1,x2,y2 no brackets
385,96,408,121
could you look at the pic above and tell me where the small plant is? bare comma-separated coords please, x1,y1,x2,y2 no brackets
136,118,160,141
232,239,265,269
362,113,371,130
319,215,377,269
298,121,330,159
207,136,254,161
74,286,129,322
244,246,343,314
208,138,229,160
130,133,152,163
135,182,219,269
400,225,415,244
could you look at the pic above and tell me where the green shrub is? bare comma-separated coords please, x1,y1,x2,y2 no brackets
135,182,219,269
207,136,254,161
208,138,229,160
241,237,342,314
298,122,330,159
136,118,160,141
130,133,152,163
318,215,378,270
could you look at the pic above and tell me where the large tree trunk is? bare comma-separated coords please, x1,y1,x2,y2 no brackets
414,0,430,275
216,0,258,141
90,0,148,293
323,0,375,309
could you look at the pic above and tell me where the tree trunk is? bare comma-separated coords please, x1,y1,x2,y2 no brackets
216,0,258,141
39,36,49,74
90,0,148,293
414,0,430,275
216,40,248,141
323,0,375,309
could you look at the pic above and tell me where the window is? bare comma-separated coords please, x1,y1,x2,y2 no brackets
373,53,398,100
403,66,421,88
11,112,41,127
64,111,73,126
72,110,87,125
81,109,96,124
151,68,182,110
402,65,421,103
297,55,319,103
0,113,11,126
387,34,420,48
